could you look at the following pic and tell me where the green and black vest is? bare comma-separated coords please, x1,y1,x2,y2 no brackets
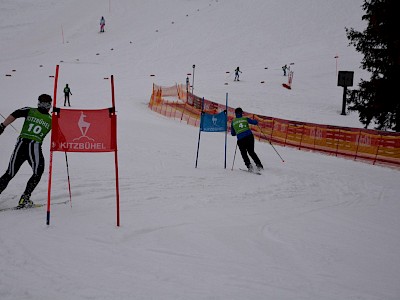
19,108,52,143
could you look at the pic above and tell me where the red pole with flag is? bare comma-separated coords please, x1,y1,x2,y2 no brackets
46,68,119,226
47,64,59,225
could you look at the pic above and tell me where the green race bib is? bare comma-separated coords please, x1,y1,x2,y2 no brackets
232,117,249,135
20,108,52,143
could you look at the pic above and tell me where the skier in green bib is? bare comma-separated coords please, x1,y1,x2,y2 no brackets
231,107,263,172
0,94,52,209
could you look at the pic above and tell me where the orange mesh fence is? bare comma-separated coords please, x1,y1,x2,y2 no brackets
149,83,400,168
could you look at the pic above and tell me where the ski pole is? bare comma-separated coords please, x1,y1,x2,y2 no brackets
257,125,285,162
65,152,73,207
0,113,19,133
268,140,285,162
231,143,238,170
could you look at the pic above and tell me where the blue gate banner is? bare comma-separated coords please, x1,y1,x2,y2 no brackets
200,111,227,132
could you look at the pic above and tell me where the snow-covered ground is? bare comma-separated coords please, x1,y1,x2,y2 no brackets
0,1,399,299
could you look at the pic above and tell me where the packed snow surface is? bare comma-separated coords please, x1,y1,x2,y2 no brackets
1,1,399,299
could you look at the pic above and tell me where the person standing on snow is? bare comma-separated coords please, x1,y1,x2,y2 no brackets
0,94,52,209
231,107,263,172
100,16,105,32
234,67,242,81
282,64,288,76
63,84,72,107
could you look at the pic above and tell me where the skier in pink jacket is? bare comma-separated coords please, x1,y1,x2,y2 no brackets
100,16,105,32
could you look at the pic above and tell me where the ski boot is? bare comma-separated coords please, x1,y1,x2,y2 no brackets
16,194,34,209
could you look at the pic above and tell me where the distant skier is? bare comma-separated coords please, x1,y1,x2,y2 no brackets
234,67,242,81
63,84,72,107
282,64,288,76
100,16,105,33
231,107,263,172
0,94,52,209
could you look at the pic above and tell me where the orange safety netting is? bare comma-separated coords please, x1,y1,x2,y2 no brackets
149,83,400,168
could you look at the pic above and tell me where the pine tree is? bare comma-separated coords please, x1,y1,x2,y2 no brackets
345,0,400,132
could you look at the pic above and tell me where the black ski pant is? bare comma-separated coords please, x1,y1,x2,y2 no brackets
237,134,262,168
0,138,45,197
64,94,70,106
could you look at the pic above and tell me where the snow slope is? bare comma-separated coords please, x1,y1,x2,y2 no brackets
1,1,399,299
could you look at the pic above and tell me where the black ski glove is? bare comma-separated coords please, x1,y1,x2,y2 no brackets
0,123,5,135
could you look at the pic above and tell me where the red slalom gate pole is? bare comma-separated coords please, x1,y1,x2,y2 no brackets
47,64,59,225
